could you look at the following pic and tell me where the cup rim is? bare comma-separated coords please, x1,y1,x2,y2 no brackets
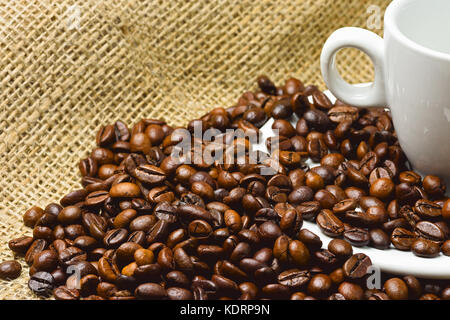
385,0,450,61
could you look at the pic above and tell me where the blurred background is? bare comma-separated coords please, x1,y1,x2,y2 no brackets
0,0,390,298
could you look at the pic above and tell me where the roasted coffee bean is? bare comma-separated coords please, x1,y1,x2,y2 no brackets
25,239,47,266
384,278,409,300
343,228,370,247
423,175,446,197
57,206,82,225
316,210,344,237
328,239,353,260
442,240,450,256
307,274,332,297
391,227,416,250
103,228,129,248
278,269,310,288
23,206,45,228
28,271,55,296
297,229,323,252
8,236,33,254
32,250,58,272
257,75,276,95
135,283,167,300
0,260,22,280
415,221,445,244
303,109,330,132
343,253,372,279
307,138,328,162
411,239,440,258
135,164,166,185
110,182,141,198
414,199,442,219
369,228,390,249
53,286,80,300
328,106,359,123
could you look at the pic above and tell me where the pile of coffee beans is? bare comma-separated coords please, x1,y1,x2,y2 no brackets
3,75,450,300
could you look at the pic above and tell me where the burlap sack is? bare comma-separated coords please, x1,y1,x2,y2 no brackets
0,0,390,299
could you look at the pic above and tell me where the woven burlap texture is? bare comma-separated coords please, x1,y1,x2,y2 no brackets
0,0,390,299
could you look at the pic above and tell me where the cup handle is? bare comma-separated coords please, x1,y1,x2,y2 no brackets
320,27,387,107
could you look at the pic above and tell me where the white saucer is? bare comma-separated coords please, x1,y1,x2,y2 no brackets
257,88,450,279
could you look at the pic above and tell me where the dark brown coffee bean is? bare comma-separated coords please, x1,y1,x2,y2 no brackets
296,201,321,221
369,228,390,249
134,164,166,185
278,269,311,288
423,175,446,197
307,138,328,162
103,228,129,248
303,109,330,132
60,189,88,207
307,274,332,298
370,177,394,199
328,106,359,123
414,199,442,219
441,240,450,256
135,283,167,300
79,157,98,177
53,286,80,300
28,271,55,296
0,260,22,280
384,278,408,300
316,210,344,237
343,228,370,247
23,206,45,228
257,75,276,95
25,239,47,266
333,199,357,215
343,253,372,279
415,221,445,244
411,239,440,258
32,250,58,272
328,239,353,259
8,236,33,254
391,227,416,250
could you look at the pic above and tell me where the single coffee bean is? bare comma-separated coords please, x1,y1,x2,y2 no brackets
23,206,45,228
328,106,359,123
53,286,80,300
307,274,332,298
423,175,446,197
25,239,47,266
110,182,141,198
328,239,353,259
343,253,372,279
28,271,55,296
391,227,416,251
370,177,394,199
413,199,442,219
441,240,450,256
384,278,409,300
369,228,390,249
343,228,370,247
411,239,440,258
135,163,165,183
278,269,311,288
338,282,364,300
0,260,22,280
415,221,445,244
297,229,323,252
135,283,167,300
8,236,33,254
316,210,344,237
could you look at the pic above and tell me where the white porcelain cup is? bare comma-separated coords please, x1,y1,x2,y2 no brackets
321,0,450,187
